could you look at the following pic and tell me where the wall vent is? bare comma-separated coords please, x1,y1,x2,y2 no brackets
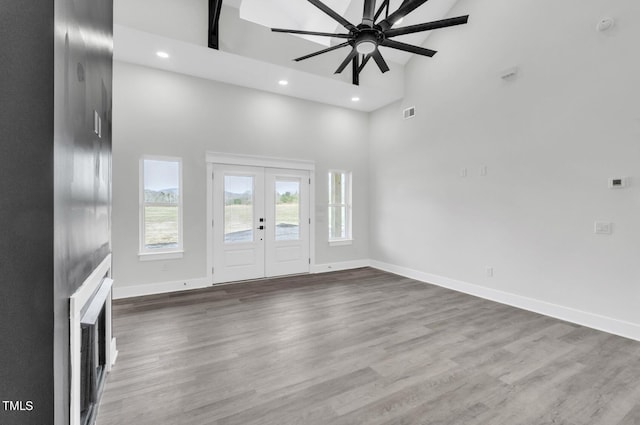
403,106,416,120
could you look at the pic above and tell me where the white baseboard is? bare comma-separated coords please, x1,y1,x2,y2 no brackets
113,260,369,300
112,277,211,299
311,259,371,274
370,260,640,342
113,260,372,299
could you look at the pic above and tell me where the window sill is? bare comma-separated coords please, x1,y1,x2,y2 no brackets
329,239,353,247
138,251,184,261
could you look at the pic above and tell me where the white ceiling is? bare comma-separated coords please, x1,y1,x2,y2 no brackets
114,0,463,111
114,24,403,112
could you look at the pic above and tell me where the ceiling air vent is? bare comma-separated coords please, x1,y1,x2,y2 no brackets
403,106,416,120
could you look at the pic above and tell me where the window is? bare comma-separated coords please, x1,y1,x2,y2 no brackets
328,170,352,244
139,157,183,259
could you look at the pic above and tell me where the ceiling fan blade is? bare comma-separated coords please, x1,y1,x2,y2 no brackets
371,50,390,73
272,28,351,38
373,0,389,22
352,55,360,85
308,0,356,31
335,47,358,74
294,42,350,62
380,39,437,57
362,0,376,26
384,15,469,37
378,0,430,31
358,54,372,73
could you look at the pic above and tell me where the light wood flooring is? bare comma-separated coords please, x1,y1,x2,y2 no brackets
96,268,640,425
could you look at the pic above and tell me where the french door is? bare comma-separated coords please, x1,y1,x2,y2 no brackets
212,164,310,283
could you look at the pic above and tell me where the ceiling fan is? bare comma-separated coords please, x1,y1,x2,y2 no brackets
271,0,469,85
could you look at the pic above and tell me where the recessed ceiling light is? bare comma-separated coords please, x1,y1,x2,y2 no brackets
156,51,170,59
351,97,360,102
278,80,289,86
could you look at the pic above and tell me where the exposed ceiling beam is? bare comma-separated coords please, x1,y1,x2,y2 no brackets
208,0,223,49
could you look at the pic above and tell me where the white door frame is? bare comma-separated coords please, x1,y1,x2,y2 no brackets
206,152,316,284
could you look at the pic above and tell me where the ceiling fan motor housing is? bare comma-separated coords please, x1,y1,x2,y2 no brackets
355,30,382,54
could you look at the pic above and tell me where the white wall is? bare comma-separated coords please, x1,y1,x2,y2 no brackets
112,61,369,292
369,0,640,331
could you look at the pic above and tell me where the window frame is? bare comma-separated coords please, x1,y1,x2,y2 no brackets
138,155,184,260
328,170,353,245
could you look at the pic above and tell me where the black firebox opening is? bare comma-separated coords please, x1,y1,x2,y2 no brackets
80,300,107,425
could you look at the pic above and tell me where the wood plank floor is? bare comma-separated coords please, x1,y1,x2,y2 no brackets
96,268,640,425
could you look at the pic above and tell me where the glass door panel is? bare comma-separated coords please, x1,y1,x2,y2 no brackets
274,179,300,241
224,175,254,243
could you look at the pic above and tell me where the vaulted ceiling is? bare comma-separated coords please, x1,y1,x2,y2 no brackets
114,0,462,111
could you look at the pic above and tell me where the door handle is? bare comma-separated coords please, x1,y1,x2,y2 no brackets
258,225,264,230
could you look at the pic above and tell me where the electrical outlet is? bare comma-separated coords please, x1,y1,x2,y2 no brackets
608,177,628,189
594,221,613,235
486,267,494,277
